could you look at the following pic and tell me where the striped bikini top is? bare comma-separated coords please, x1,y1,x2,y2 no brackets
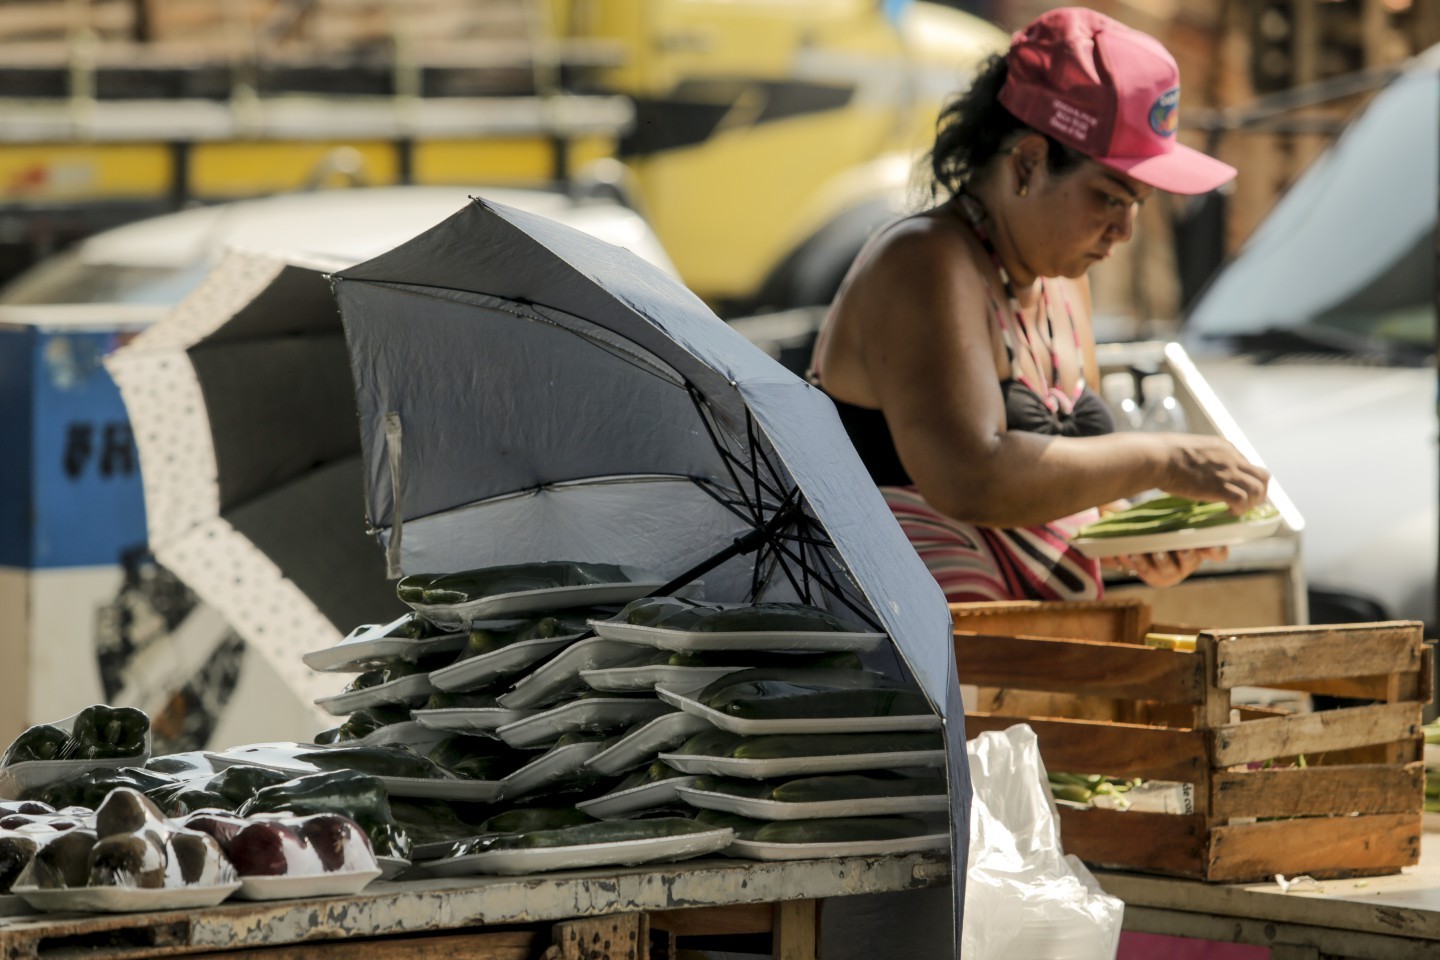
810,205,1113,488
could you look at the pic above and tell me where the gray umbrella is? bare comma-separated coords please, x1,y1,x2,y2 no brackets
333,198,970,946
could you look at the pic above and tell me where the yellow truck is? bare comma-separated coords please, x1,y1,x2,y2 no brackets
0,0,1005,313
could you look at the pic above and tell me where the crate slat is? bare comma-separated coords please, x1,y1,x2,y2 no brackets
1056,807,1207,879
1211,701,1421,768
1212,622,1422,688
1211,761,1424,820
1207,812,1422,883
964,713,1207,782
951,598,1151,644
956,632,1205,704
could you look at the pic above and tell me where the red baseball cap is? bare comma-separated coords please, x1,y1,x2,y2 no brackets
997,7,1235,195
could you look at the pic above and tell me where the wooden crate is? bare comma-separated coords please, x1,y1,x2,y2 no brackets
952,599,1430,883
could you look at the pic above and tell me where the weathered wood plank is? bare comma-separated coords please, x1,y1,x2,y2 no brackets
551,913,647,960
950,598,1149,645
648,903,772,938
186,932,537,960
964,713,1206,782
1211,762,1425,820
0,856,944,960
954,632,1204,704
1211,622,1422,689
1057,808,1207,879
1207,812,1421,883
772,900,818,960
1211,701,1421,768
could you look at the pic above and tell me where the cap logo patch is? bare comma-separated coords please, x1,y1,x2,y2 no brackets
1149,87,1179,137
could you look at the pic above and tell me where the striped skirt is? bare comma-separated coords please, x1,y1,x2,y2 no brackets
882,485,1103,603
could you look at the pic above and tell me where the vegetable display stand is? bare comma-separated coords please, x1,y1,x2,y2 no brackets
952,599,1430,883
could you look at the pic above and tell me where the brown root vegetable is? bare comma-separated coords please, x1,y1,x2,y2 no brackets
166,830,233,886
0,834,39,893
87,833,167,889
94,787,168,839
293,814,376,873
29,829,98,889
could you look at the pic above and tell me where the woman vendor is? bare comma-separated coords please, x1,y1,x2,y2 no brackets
808,6,1270,604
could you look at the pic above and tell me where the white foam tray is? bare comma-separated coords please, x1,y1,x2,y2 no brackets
233,868,382,901
726,833,949,861
411,707,536,735
585,713,711,776
302,614,467,672
499,741,604,799
676,786,948,820
589,619,886,653
496,638,660,710
580,664,738,694
654,685,942,736
658,749,947,780
12,882,240,913
418,828,734,877
313,674,438,716
575,776,700,819
429,634,582,692
405,575,667,629
495,699,672,749
1071,512,1283,559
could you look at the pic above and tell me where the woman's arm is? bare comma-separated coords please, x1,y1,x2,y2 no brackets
849,227,1267,529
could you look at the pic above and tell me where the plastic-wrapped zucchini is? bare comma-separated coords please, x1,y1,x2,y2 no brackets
314,705,412,745
615,761,688,793
769,773,946,803
666,650,862,670
424,691,502,710
699,669,931,720
459,611,597,659
690,776,772,799
732,731,943,760
463,817,714,853
693,809,765,839
618,597,864,633
674,729,747,757
395,574,443,603
427,736,522,781
388,799,483,846
418,562,632,606
752,817,934,844
343,657,445,694
480,807,596,834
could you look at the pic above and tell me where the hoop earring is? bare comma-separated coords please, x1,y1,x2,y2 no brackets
1016,183,1028,198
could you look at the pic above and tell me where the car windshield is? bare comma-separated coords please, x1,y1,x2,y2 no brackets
0,251,214,306
1185,54,1438,359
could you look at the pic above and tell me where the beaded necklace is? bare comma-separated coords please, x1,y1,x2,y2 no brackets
956,192,1084,414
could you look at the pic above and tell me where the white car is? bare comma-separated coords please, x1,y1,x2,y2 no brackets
1183,45,1437,629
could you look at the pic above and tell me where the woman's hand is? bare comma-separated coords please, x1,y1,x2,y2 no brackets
1103,546,1229,588
1161,435,1271,515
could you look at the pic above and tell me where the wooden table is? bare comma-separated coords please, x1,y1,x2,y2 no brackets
0,853,951,960
1095,833,1440,959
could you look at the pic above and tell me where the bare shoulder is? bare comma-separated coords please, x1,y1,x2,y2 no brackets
842,211,987,320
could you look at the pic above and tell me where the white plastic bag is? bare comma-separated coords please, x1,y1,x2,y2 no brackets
961,724,1124,960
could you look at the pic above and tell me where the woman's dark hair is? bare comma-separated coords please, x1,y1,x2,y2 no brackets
928,53,1086,201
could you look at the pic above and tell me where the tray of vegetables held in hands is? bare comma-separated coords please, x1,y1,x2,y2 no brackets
1069,496,1281,559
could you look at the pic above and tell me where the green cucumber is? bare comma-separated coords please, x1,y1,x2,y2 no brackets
769,773,946,804
477,817,713,851
751,816,933,844
731,731,943,760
